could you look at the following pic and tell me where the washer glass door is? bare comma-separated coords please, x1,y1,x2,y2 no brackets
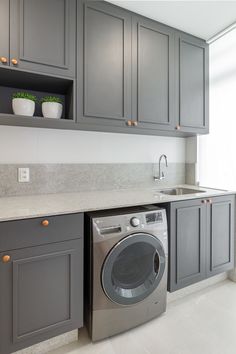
101,233,166,305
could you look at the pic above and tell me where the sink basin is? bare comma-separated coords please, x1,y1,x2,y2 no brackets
159,187,205,195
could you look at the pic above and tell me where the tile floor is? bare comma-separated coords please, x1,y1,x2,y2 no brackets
50,280,236,354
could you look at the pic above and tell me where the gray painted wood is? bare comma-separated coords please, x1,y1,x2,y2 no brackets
176,33,209,133
132,16,175,130
207,195,234,277
0,239,83,354
77,0,132,127
168,199,207,292
0,213,83,252
9,0,76,77
0,0,10,66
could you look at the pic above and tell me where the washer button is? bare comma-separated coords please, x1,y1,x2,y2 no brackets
130,217,140,227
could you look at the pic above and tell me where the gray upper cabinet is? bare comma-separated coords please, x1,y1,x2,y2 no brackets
77,0,132,128
132,16,175,131
176,33,209,133
207,195,234,277
168,199,206,292
9,0,76,77
0,0,10,67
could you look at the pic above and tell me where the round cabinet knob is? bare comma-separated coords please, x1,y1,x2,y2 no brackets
11,58,18,65
207,199,212,204
41,219,49,227
2,255,11,263
175,125,180,130
132,121,138,127
126,120,132,127
201,200,207,204
0,56,7,64
130,217,140,227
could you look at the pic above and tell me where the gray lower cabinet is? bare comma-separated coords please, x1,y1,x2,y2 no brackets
0,214,83,354
9,0,76,77
77,0,132,128
175,33,209,133
0,0,10,66
168,195,234,292
131,16,175,131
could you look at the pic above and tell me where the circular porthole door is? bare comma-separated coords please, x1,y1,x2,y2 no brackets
101,233,166,306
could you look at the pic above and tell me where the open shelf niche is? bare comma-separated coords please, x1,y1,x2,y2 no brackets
0,67,75,128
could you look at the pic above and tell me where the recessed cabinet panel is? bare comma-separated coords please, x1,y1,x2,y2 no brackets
134,19,174,130
10,0,76,77
177,34,209,133
177,207,202,280
14,252,71,340
0,0,10,66
207,196,234,276
78,1,131,126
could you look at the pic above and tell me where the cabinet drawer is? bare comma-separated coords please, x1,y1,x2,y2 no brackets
0,213,83,252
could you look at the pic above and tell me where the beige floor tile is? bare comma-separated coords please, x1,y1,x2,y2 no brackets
49,280,236,354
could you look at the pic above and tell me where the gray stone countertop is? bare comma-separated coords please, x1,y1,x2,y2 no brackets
0,184,235,222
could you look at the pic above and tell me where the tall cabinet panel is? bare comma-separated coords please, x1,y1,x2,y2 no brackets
132,17,175,130
176,33,209,133
9,0,76,77
77,0,132,128
0,0,10,66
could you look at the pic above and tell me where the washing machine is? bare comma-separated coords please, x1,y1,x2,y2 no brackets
84,205,168,341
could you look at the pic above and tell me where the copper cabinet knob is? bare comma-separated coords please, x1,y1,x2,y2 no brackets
0,56,8,64
2,255,11,263
11,58,18,65
132,121,138,127
175,125,180,130
201,200,207,204
41,219,49,227
126,120,132,126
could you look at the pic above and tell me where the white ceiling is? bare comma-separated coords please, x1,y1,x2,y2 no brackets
107,1,236,40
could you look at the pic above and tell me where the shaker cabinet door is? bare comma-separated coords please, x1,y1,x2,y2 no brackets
0,239,83,354
207,195,234,277
9,0,76,77
169,199,207,292
77,0,132,128
176,33,209,133
132,16,175,131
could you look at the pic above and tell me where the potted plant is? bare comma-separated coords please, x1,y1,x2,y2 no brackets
41,96,63,119
12,92,37,116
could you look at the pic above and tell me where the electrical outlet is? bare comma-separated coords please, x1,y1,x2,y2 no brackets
18,168,30,183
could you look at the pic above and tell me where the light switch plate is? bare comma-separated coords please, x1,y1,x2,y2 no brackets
18,167,30,183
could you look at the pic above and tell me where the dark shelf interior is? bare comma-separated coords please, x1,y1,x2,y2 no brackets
0,68,74,120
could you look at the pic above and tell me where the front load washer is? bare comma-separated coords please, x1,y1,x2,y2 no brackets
84,205,168,341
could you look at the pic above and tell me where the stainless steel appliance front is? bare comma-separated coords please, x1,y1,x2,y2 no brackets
85,205,168,341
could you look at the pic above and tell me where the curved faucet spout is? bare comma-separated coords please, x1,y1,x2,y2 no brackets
154,154,168,181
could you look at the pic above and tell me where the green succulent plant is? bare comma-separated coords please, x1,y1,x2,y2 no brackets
40,96,63,104
12,92,37,103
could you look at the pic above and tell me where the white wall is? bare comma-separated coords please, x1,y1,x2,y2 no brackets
198,28,236,190
0,126,186,164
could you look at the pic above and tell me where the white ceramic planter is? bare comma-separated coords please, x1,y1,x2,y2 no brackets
12,98,35,116
42,102,63,119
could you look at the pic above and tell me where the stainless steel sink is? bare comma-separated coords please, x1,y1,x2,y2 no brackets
159,187,205,195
